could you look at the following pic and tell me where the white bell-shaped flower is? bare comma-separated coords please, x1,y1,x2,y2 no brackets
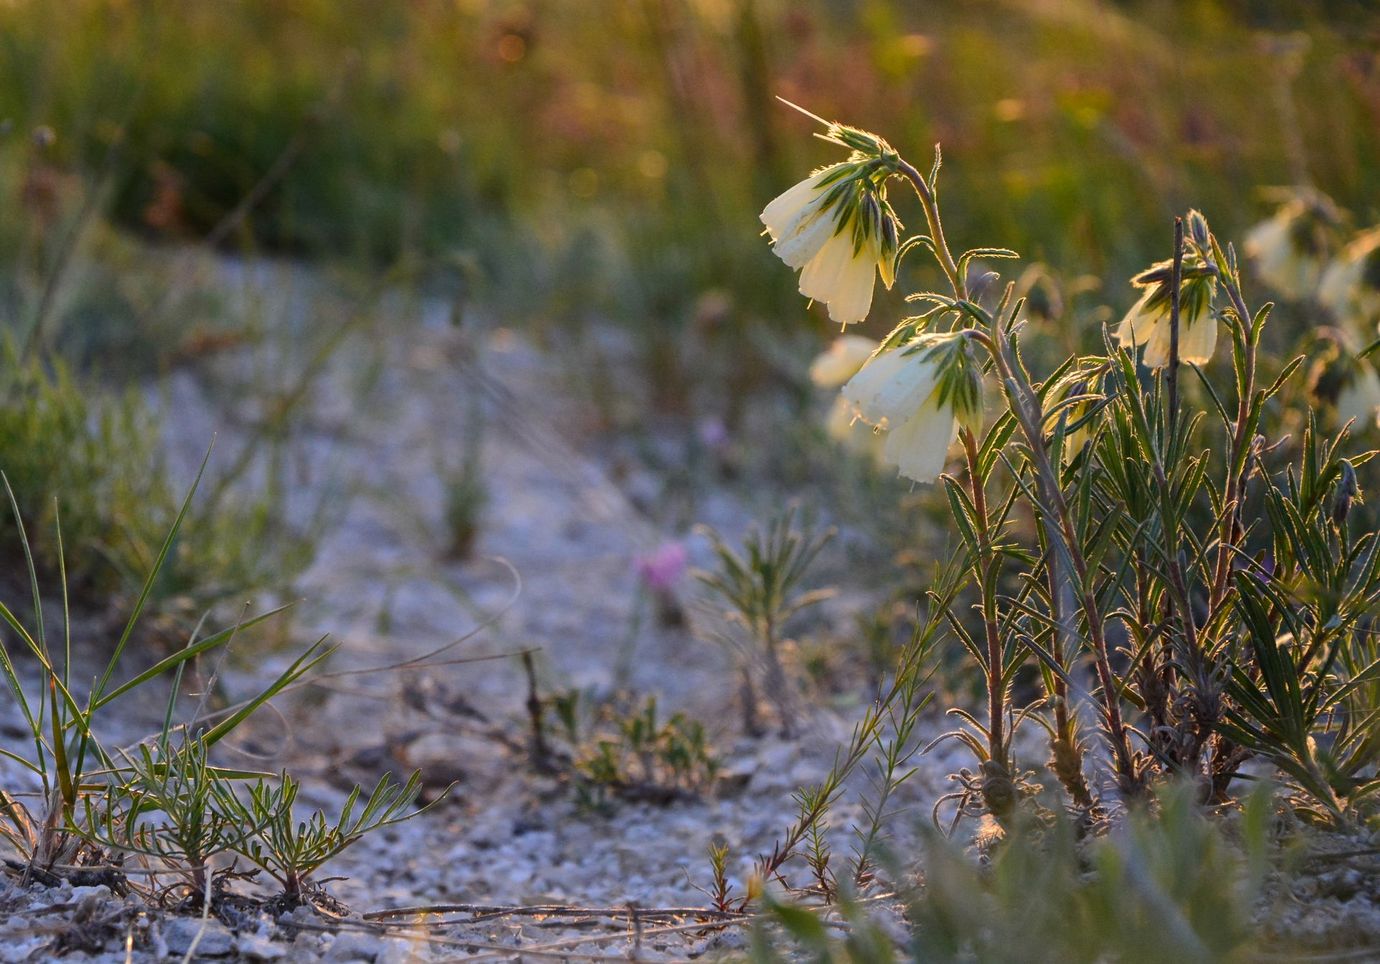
1117,289,1216,368
1244,197,1337,300
841,332,982,483
761,166,898,327
1320,228,1380,336
1116,261,1218,369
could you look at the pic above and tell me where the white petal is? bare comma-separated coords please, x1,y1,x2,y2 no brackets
1246,215,1313,300
821,248,878,326
760,179,817,240
1243,214,1287,264
1063,403,1091,463
842,347,940,426
1177,316,1217,365
798,229,855,303
882,398,959,483
772,206,836,270
1135,309,1215,368
1321,230,1380,333
1319,256,1360,316
798,228,876,326
1339,365,1380,429
810,335,880,388
824,395,888,463
1115,290,1159,351
760,165,846,240
825,394,857,442
1139,323,1170,368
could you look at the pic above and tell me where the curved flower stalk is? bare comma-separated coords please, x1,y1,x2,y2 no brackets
1243,193,1342,300
1116,240,1219,367
761,160,901,326
809,335,885,461
1319,227,1380,335
841,331,984,483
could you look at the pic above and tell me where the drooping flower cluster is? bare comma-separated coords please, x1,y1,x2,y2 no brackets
761,159,901,327
1116,243,1219,368
1320,227,1380,335
1244,194,1343,300
841,331,984,483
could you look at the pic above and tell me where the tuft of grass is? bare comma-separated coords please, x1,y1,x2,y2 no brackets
0,468,437,913
544,689,720,810
231,770,431,907
0,343,315,636
0,458,317,875
696,506,836,736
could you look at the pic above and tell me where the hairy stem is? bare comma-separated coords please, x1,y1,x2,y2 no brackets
1044,540,1094,809
1209,273,1260,613
961,429,1006,771
975,326,1142,794
896,158,967,301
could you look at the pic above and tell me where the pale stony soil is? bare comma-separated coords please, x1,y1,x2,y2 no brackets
0,257,940,960
4,257,1380,960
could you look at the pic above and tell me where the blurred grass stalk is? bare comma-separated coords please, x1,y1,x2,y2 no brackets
1,0,1375,352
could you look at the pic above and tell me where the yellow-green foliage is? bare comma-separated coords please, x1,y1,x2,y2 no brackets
0,345,306,623
1,1,1375,334
0,343,167,589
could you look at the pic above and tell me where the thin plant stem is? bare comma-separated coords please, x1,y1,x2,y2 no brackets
1043,542,1093,809
896,158,966,301
1208,270,1261,613
1166,217,1184,434
961,428,1005,769
973,327,1142,794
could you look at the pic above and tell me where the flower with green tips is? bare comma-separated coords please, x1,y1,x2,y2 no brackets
761,162,900,327
1116,258,1218,368
841,331,983,483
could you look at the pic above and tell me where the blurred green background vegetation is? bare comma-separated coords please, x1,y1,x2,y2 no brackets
4,0,1378,351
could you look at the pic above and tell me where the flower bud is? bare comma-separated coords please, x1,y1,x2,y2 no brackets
1186,209,1212,251
1333,459,1361,527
